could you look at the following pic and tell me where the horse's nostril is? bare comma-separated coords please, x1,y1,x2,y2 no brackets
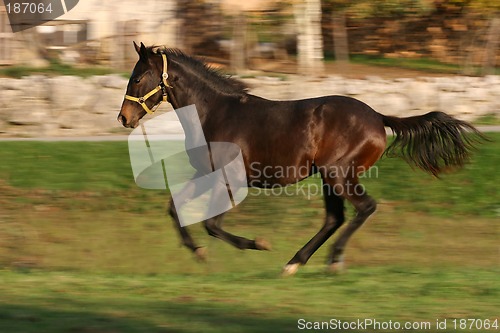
117,114,127,126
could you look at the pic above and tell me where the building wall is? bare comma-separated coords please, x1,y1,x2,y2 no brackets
0,0,179,67
59,0,178,44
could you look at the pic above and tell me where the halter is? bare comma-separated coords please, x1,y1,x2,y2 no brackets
124,53,170,114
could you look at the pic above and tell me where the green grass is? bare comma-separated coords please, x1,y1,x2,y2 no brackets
1,268,498,333
0,60,123,78
0,142,133,190
0,137,498,332
350,54,500,75
474,113,500,126
0,134,498,217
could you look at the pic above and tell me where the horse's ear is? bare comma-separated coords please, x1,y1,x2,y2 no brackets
133,41,149,62
133,41,141,55
139,42,149,61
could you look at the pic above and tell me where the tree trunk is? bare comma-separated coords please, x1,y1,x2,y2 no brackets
294,0,324,74
483,16,499,75
231,11,247,73
332,10,349,63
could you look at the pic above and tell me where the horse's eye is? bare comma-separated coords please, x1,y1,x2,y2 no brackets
133,77,141,84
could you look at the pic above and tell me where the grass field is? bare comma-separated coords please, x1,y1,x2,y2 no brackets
349,55,500,76
0,135,499,332
0,60,120,79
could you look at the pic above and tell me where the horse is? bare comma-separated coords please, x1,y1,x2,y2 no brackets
118,42,483,276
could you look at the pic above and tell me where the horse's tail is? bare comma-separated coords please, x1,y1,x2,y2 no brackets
382,111,485,176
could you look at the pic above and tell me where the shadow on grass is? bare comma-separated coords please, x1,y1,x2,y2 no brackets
0,304,166,333
0,301,366,333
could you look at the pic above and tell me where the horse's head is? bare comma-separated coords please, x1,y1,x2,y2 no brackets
118,42,170,128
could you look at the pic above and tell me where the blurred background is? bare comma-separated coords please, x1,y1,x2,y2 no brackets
0,0,500,70
1,0,499,72
0,1,498,333
0,0,498,137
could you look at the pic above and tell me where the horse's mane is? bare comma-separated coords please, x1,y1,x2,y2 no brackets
146,46,248,97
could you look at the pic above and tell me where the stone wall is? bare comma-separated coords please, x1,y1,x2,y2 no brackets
246,75,500,121
0,75,130,137
0,74,498,137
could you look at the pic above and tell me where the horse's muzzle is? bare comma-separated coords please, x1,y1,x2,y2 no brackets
117,113,128,127
117,113,138,128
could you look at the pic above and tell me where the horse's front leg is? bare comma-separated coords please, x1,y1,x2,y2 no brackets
168,182,207,261
203,213,272,251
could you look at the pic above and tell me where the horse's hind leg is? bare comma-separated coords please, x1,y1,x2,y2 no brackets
282,181,345,276
327,178,377,273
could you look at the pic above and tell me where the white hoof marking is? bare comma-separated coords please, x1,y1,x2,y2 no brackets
282,263,300,277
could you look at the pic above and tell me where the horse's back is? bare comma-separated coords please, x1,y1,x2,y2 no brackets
204,94,386,185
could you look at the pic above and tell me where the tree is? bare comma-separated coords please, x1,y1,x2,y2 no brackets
332,8,349,63
323,0,354,63
483,16,500,74
230,10,248,73
293,0,324,74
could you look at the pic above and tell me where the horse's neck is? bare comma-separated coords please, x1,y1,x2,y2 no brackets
172,75,226,121
172,88,210,120
171,58,238,108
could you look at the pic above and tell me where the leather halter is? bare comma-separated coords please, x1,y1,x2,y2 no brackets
124,53,170,114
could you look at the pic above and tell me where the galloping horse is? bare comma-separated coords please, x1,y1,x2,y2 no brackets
118,42,483,276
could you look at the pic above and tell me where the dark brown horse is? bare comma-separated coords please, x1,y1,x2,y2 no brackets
118,42,483,276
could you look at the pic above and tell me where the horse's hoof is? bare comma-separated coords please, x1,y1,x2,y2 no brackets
255,237,272,251
194,247,208,262
327,261,345,274
281,263,300,277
